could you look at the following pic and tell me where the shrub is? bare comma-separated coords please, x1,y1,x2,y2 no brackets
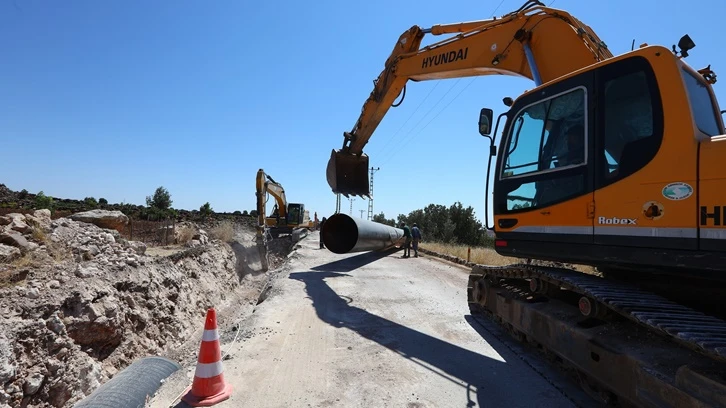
35,191,53,212
199,202,213,220
98,197,108,207
176,226,196,244
209,220,235,242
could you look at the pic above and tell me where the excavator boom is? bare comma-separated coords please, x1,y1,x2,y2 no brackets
326,1,726,404
328,0,613,196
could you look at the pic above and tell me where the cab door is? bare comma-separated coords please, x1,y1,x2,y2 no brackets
493,70,595,247
592,55,697,251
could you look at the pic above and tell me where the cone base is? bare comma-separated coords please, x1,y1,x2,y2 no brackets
181,383,233,407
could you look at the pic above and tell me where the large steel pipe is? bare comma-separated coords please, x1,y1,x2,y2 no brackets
322,213,404,254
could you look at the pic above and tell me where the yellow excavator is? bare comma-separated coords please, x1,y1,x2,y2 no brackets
326,1,726,406
256,168,313,237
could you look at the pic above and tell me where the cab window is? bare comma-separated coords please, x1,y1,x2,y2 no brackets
501,88,587,179
681,68,721,137
499,87,588,211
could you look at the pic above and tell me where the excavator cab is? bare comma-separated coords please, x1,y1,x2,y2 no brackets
326,149,370,197
287,203,303,225
480,45,726,275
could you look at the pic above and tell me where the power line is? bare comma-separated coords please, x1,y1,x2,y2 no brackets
380,78,477,167
491,0,507,17
372,83,441,158
377,79,463,165
369,0,504,167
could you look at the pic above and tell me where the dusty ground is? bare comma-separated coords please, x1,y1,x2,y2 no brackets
0,212,290,408
149,232,596,408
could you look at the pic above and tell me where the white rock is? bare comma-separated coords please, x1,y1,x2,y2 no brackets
23,372,44,395
75,264,100,278
26,288,39,299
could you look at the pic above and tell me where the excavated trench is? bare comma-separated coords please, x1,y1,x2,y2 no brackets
0,216,301,408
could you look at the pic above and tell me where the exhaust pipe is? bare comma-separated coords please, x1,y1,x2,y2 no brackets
322,213,404,254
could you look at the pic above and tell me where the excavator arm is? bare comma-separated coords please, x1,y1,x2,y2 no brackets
327,0,613,197
256,169,288,235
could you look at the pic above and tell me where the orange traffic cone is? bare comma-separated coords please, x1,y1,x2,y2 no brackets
182,308,233,407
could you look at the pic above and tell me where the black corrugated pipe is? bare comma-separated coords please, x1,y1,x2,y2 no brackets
74,356,181,408
322,213,405,254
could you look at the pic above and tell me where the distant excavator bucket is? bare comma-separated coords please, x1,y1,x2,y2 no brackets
326,149,370,197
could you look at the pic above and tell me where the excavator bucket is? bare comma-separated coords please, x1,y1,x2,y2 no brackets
326,149,370,197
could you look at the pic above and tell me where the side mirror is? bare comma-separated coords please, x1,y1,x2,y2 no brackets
479,108,494,136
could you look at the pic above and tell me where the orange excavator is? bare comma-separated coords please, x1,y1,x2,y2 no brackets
326,1,726,406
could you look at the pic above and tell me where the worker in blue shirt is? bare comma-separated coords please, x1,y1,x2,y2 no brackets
411,223,422,257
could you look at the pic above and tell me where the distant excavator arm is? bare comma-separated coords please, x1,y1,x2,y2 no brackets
256,169,288,232
328,0,613,196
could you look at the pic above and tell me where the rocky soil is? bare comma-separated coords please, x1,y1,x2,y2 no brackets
0,209,293,407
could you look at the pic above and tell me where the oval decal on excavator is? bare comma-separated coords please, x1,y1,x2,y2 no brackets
662,182,693,201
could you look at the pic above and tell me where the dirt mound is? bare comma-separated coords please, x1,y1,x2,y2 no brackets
0,213,290,407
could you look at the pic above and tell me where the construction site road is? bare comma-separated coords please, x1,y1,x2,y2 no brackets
150,233,597,408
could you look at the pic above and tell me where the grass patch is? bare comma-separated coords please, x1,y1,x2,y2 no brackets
419,241,517,266
209,220,235,243
419,241,598,274
31,227,47,243
176,226,196,244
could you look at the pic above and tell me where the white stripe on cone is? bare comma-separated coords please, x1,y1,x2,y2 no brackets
202,329,219,342
194,361,224,379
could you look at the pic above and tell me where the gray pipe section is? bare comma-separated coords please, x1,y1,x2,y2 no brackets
322,213,405,254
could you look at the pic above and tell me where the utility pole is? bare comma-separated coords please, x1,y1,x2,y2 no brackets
349,198,355,215
367,166,380,220
359,209,365,218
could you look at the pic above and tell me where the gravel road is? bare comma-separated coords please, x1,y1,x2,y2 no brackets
150,232,596,408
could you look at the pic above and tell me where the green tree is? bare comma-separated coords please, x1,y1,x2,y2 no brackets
242,210,249,216
35,191,54,212
98,197,108,207
250,210,258,217
84,197,98,208
199,202,213,219
448,201,484,245
146,186,172,210
396,202,488,245
18,189,28,199
233,210,242,216
145,186,173,220
372,212,396,226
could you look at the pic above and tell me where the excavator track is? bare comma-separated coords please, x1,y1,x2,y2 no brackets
472,263,726,361
467,263,726,408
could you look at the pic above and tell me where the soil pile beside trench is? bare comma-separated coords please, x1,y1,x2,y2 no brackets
0,213,292,408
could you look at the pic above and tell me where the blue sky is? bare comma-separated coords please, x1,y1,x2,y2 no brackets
2,0,724,226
